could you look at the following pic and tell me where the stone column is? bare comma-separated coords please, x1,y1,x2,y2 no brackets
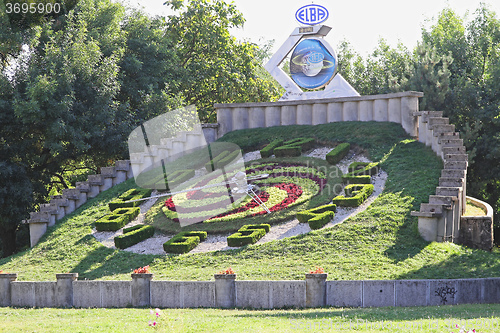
327,102,342,122
214,274,236,308
56,273,78,307
132,273,153,307
0,273,17,307
305,273,327,307
312,103,327,125
373,99,389,122
388,98,402,124
343,102,359,121
216,107,233,138
297,104,313,125
401,96,419,137
249,107,265,129
281,105,297,125
233,107,249,131
359,101,374,121
265,106,281,127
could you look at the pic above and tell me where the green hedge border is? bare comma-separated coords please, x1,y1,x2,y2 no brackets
326,143,351,165
260,139,284,158
163,231,208,254
227,224,271,247
95,207,140,231
274,138,315,158
332,184,374,207
114,224,155,249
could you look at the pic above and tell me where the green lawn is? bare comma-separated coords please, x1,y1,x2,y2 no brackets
1,304,499,332
0,121,499,282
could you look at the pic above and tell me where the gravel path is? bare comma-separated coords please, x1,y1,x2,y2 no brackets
92,147,386,255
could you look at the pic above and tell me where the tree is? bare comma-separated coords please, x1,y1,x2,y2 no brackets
163,0,280,122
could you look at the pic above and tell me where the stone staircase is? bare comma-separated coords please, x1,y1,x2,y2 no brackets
26,127,209,247
411,111,468,243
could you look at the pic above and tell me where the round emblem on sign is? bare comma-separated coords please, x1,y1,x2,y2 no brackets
290,39,337,90
295,4,329,26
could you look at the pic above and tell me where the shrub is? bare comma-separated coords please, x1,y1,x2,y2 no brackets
108,188,153,211
163,231,207,254
227,224,270,247
260,139,284,158
326,143,350,165
348,162,379,176
332,184,374,207
296,204,336,223
114,225,155,249
95,207,140,231
274,138,315,157
308,211,335,230
342,175,371,184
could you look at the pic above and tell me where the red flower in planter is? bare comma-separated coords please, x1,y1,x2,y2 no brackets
309,266,324,274
133,265,151,274
218,267,235,275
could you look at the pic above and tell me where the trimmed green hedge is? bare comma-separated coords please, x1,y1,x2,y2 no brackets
296,204,337,223
163,231,208,254
341,175,371,184
260,139,284,158
347,162,379,176
274,138,315,157
332,184,374,207
114,224,155,249
95,207,140,231
326,143,350,165
227,224,271,247
108,188,153,211
308,211,335,230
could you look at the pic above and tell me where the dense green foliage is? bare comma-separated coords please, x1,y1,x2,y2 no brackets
226,224,270,247
325,142,350,165
337,4,500,242
0,0,279,256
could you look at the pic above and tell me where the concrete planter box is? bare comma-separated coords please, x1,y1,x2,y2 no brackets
0,273,18,307
214,274,236,308
132,273,153,307
305,273,327,307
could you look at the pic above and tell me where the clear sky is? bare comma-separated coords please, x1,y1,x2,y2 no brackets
123,0,500,56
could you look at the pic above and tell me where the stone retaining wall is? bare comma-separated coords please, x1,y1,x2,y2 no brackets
1,273,499,309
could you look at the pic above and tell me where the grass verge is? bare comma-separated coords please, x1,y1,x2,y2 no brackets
0,304,499,332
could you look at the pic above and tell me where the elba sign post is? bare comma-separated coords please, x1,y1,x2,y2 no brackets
264,4,359,100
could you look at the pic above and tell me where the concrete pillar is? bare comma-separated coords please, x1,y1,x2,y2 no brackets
0,273,17,307
373,99,388,122
214,274,236,308
418,217,439,242
87,175,104,198
327,102,343,122
343,102,359,121
56,273,78,307
305,273,327,307
75,182,89,208
281,105,297,125
249,107,265,129
264,106,281,127
297,104,313,125
417,115,427,145
312,103,327,125
359,101,374,121
388,98,401,123
29,222,48,247
216,108,233,138
401,96,419,137
62,189,79,215
232,107,249,131
131,273,153,307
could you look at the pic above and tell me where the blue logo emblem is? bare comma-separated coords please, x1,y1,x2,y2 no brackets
295,4,329,26
290,39,336,90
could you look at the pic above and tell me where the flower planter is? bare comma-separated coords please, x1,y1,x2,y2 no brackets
132,273,154,307
214,274,236,308
0,273,18,307
305,273,327,307
56,273,78,307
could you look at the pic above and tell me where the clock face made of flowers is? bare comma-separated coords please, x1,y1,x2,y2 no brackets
163,162,327,224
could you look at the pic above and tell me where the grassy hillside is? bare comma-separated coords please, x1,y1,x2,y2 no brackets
1,121,499,281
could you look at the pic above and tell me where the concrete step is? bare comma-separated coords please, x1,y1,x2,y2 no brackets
75,182,90,193
413,111,444,122
429,195,454,207
87,174,104,186
437,133,460,144
432,124,455,135
62,188,80,200
440,138,464,147
436,186,461,198
444,154,468,162
29,211,50,223
441,169,466,179
39,203,59,214
101,167,116,178
442,146,466,155
411,203,444,217
439,177,464,188
50,196,69,207
115,160,130,172
444,161,468,170
428,117,449,126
